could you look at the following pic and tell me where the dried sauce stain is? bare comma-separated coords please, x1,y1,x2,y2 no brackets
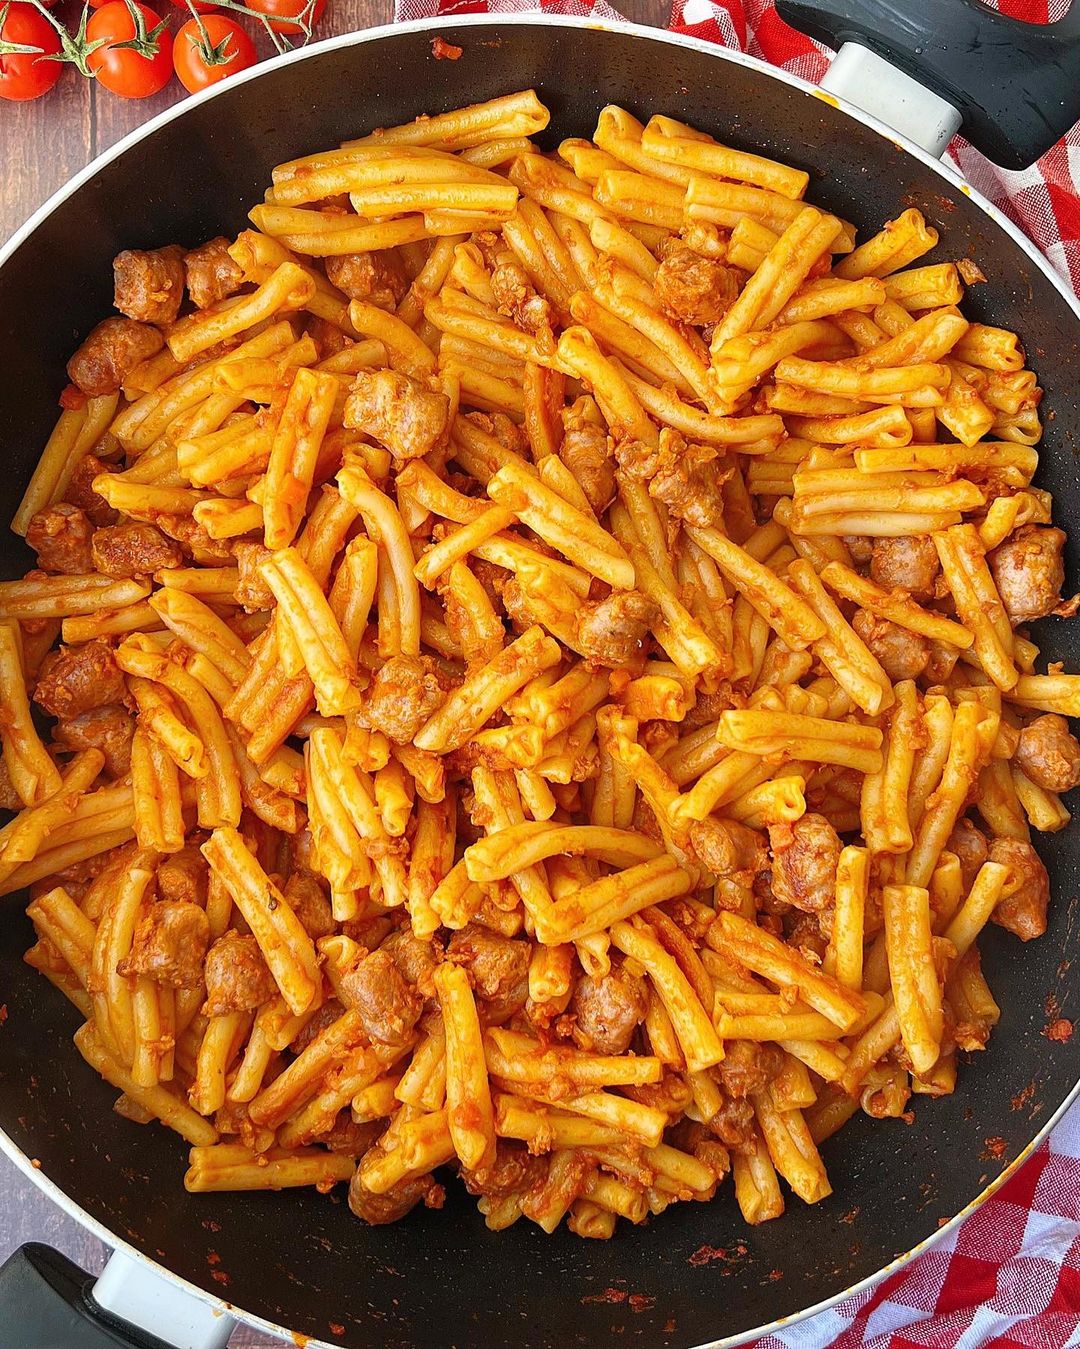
210,1270,230,1286
840,1206,860,1225
1044,1018,1074,1043
1046,992,1061,1018
767,1269,783,1282
583,1288,627,1305
0,1003,8,1025
328,1325,346,1338
981,1136,1008,1161
431,36,463,60
207,1250,221,1266
1012,1080,1038,1112
629,1295,656,1313
202,1219,221,1232
663,1320,676,1335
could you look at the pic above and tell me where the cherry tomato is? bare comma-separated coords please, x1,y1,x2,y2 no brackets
168,0,218,14
244,0,324,36
87,1,173,97
173,14,254,93
0,2,62,101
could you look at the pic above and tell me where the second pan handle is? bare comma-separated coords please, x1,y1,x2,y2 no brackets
775,0,1080,169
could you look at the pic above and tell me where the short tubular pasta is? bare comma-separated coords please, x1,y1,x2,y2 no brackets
7,89,1074,1248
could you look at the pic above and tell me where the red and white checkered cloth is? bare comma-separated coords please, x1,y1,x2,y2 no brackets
390,0,1080,1340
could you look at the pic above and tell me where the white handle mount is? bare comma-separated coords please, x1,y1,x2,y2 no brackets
821,41,963,159
92,1250,239,1349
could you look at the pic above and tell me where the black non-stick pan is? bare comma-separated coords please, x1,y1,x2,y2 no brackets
1,4,1080,1346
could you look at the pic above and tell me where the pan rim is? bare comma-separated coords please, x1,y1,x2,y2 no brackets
1,13,1078,1349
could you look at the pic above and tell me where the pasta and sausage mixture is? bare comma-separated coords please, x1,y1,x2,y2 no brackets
7,91,1077,1236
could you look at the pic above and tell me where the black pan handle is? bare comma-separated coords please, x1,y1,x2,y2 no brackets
775,0,1080,169
0,1245,175,1349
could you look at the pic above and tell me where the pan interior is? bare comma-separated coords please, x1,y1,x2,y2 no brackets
0,20,1078,1349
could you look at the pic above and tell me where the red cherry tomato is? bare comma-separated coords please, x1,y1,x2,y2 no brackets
244,0,324,36
168,0,218,13
0,2,62,101
173,14,254,93
86,1,173,98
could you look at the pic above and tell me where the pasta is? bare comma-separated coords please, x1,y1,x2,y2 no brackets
8,91,1072,1240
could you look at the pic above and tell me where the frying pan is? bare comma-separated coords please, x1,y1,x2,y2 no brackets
1,3,1080,1345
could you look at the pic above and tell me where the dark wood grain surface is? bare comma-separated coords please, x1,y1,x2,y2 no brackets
0,4,668,1340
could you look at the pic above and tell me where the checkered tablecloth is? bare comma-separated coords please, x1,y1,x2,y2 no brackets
387,1,1080,1340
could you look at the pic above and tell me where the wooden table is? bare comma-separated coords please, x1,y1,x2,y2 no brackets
0,4,670,1340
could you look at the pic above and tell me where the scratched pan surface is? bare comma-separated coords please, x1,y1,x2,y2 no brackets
1,18,1079,1349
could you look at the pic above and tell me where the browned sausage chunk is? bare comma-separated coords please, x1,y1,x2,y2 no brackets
323,1114,386,1156
689,818,769,885
768,813,841,913
283,872,334,940
156,512,234,567
233,540,276,613
574,590,658,668
34,640,125,720
559,419,614,515
359,655,445,744
715,1040,782,1099
157,844,209,907
654,241,741,326
184,237,244,311
851,608,930,681
945,818,989,894
67,318,164,397
460,1140,545,1198
65,454,118,528
324,250,408,309
344,369,450,462
1015,714,1080,793
339,948,422,1045
989,838,1049,940
447,926,530,1017
383,927,439,995
91,523,183,579
569,964,647,1055
645,433,727,529
26,504,94,575
989,526,1067,625
870,535,940,599
203,932,277,1017
348,1169,444,1225
53,704,135,778
117,900,210,988
113,246,186,326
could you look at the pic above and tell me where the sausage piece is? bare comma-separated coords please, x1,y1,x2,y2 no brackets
204,933,278,1017
284,872,335,940
53,704,135,778
989,838,1049,940
945,818,989,895
324,250,408,309
558,419,614,515
339,948,422,1045
768,813,841,913
185,237,244,311
65,454,118,528
654,241,741,326
851,608,930,681
344,369,450,462
157,844,209,908
574,590,658,668
989,526,1067,625
383,927,440,996
447,925,529,1017
67,318,165,397
113,246,186,326
1015,714,1080,793
358,655,446,744
460,1140,545,1199
569,964,647,1055
348,1169,444,1225
869,535,940,599
233,540,276,614
34,640,125,720
91,523,184,579
116,900,210,988
26,504,94,575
